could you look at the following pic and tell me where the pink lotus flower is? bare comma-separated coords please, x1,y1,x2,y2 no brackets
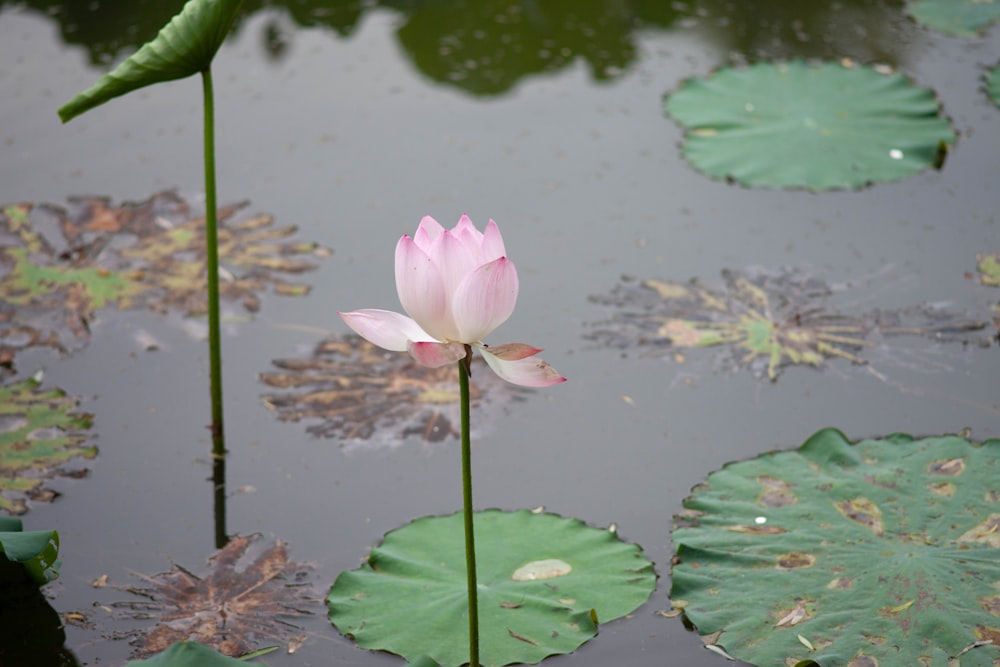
340,215,565,387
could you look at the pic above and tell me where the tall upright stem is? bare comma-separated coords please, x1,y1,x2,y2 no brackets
458,348,479,667
201,67,226,464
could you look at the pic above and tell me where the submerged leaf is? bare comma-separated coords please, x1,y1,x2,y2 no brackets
588,268,990,381
117,533,317,658
664,61,955,190
907,0,1000,37
58,0,245,122
0,192,326,371
260,335,523,446
671,428,1000,666
328,509,655,666
988,63,1000,110
0,377,96,516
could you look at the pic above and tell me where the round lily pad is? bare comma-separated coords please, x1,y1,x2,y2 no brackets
671,428,1000,666
664,61,955,190
908,0,1000,37
328,509,656,667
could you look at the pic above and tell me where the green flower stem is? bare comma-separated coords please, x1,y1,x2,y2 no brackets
202,67,226,464
458,346,479,667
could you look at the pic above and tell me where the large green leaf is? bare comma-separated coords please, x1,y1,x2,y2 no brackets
329,509,656,667
671,428,1000,666
664,61,955,190
908,0,1000,37
122,641,253,667
58,0,245,122
0,517,60,586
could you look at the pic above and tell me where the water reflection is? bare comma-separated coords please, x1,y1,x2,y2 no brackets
5,0,925,96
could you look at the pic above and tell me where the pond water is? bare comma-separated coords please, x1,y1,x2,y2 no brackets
1,1,998,666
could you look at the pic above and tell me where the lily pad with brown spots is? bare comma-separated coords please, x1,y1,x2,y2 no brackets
260,335,524,446
670,428,1000,666
588,268,989,381
115,533,318,658
0,376,96,516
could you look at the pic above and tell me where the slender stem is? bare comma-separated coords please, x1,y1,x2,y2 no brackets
201,67,226,462
458,347,479,667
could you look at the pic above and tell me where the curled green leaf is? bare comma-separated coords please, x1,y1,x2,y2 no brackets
58,0,245,123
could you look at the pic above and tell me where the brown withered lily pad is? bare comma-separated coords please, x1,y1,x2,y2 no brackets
116,533,317,657
0,375,96,515
260,335,524,446
0,192,327,372
588,268,990,381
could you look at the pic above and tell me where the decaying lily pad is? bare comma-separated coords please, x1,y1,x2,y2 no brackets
588,268,989,381
664,61,954,190
907,0,1000,37
671,428,1000,666
0,192,326,372
976,252,1000,332
116,533,317,658
260,335,523,446
0,375,96,516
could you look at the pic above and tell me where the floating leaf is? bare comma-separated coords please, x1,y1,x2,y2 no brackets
978,253,1000,287
260,335,523,446
328,509,656,667
0,377,96,516
988,63,1000,109
117,533,317,658
907,0,1000,37
588,268,989,381
664,61,955,190
671,428,1000,666
0,516,60,585
123,641,251,667
0,192,325,369
58,0,245,122
0,202,148,363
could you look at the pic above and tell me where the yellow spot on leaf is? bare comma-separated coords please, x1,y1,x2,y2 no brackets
835,497,884,536
511,559,572,581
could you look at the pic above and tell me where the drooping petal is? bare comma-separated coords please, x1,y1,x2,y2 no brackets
395,234,450,340
339,309,435,352
479,346,566,387
479,219,506,263
451,256,519,343
486,342,542,360
408,340,467,368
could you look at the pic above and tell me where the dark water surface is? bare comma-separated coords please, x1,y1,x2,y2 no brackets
1,1,998,665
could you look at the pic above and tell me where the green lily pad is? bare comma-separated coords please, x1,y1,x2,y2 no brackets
908,0,1000,37
664,61,955,190
978,253,1000,287
0,376,96,516
588,268,989,381
123,641,252,667
58,0,245,123
988,64,1000,108
671,428,1000,666
0,517,60,585
328,509,656,667
260,336,522,446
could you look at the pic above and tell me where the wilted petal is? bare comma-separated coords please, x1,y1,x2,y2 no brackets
339,309,434,352
408,340,467,368
452,257,519,343
486,342,543,360
479,219,506,263
480,347,566,387
395,235,450,340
